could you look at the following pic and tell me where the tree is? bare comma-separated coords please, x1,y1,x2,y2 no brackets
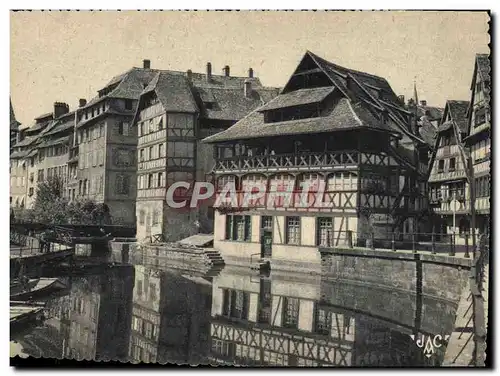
31,175,112,225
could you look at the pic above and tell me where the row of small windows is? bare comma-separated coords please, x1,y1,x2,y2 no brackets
77,122,130,145
224,215,339,247
139,143,165,162
138,172,166,189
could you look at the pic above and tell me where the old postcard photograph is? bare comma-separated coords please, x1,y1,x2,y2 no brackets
8,10,491,367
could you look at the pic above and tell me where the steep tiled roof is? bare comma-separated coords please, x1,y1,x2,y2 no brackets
416,105,443,121
142,72,198,113
203,51,411,143
42,115,75,137
476,54,490,81
199,87,278,121
12,135,37,148
203,98,393,143
10,99,20,130
447,100,469,133
258,87,334,112
419,120,438,147
37,135,70,148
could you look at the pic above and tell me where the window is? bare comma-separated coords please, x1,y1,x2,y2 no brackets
139,149,144,162
116,175,130,195
261,216,273,230
148,174,154,188
474,106,486,126
225,215,251,241
316,217,333,246
139,210,145,225
149,146,154,160
328,172,357,191
438,160,445,173
37,169,44,182
282,297,300,329
117,122,128,135
158,143,165,158
99,124,104,138
157,172,164,187
449,158,456,172
125,99,133,110
157,118,164,130
314,306,332,335
28,187,34,197
286,216,300,245
222,289,249,320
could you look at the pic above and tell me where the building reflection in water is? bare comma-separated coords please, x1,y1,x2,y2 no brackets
208,268,436,367
12,260,449,366
128,265,213,364
14,266,134,361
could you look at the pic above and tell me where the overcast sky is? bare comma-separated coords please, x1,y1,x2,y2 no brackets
10,11,490,125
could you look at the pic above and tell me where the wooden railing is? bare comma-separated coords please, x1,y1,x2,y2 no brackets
213,151,360,172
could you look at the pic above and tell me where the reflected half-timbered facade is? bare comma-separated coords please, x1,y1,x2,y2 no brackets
209,269,355,366
203,51,430,271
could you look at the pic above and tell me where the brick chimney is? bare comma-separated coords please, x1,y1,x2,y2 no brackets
244,79,252,98
53,102,69,119
420,100,427,106
248,68,254,78
206,62,212,81
79,98,87,108
187,69,193,81
143,59,151,69
223,65,230,77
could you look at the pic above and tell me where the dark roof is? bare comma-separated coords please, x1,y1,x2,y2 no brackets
203,98,393,143
203,51,411,143
10,150,29,159
43,117,74,137
12,136,37,148
143,72,198,113
34,112,53,121
135,69,279,122
37,135,70,148
447,100,469,133
476,54,490,81
258,87,334,112
199,87,278,121
416,105,443,121
419,121,438,147
10,99,20,130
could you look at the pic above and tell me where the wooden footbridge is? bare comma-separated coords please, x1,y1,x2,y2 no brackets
10,222,136,246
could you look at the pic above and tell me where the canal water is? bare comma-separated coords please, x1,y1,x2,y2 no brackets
10,248,459,366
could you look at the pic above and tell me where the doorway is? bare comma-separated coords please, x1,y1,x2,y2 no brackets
261,216,273,258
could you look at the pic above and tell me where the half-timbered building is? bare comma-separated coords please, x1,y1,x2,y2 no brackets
203,51,431,271
462,54,491,235
428,100,470,238
71,60,161,225
134,64,279,242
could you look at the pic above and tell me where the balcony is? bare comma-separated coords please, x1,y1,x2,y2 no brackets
213,151,360,174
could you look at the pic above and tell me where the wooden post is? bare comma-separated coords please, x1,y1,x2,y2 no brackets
465,233,470,258
468,155,477,261
392,233,396,252
449,233,455,256
431,232,436,254
412,233,416,253
347,230,353,248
